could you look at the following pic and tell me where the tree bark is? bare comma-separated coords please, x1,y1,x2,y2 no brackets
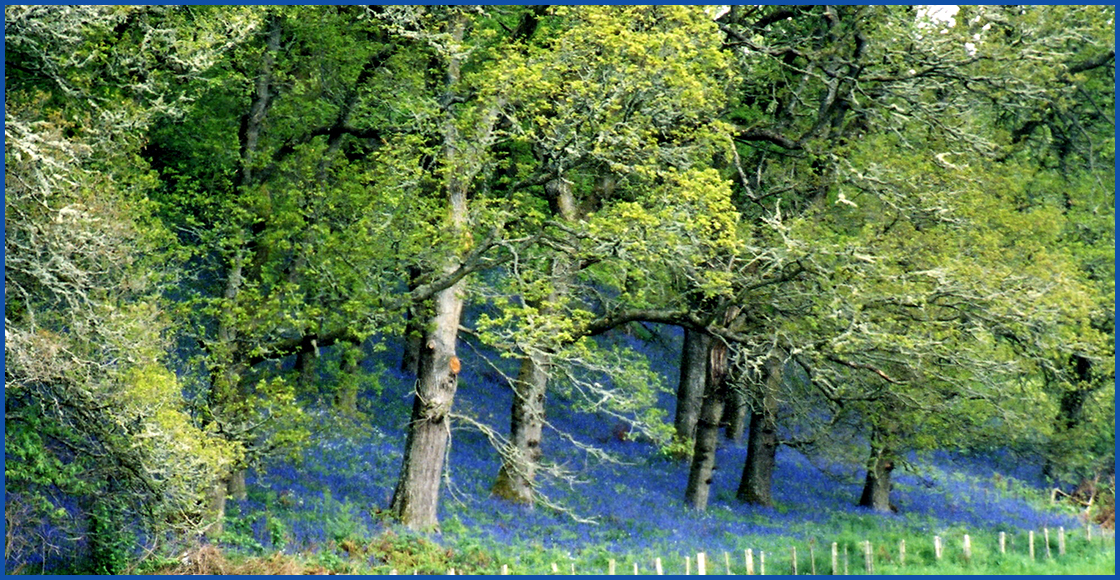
685,335,729,511
227,469,247,501
723,382,747,442
1043,354,1094,481
390,12,473,531
204,473,231,539
334,339,361,414
203,15,282,533
858,443,895,513
492,352,549,504
492,177,577,505
389,274,465,530
737,356,781,506
675,328,711,441
295,334,318,393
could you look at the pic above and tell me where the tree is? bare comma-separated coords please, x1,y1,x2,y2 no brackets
473,5,739,507
5,5,245,571
701,4,1114,513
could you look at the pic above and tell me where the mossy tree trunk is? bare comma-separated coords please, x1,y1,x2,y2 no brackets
858,443,895,513
675,328,711,441
492,351,550,504
737,356,782,506
685,335,729,510
492,177,579,505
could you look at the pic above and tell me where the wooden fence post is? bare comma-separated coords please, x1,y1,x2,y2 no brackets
999,531,1006,554
501,564,509,575
791,547,797,575
686,556,691,576
843,546,849,575
552,562,559,574
1029,530,1035,560
760,551,766,576
810,543,817,575
1044,528,1052,559
725,552,732,575
697,552,707,575
963,534,971,563
1059,526,1066,556
634,563,639,575
831,543,838,576
608,559,616,575
655,558,663,575
746,549,754,576
934,535,943,560
899,539,905,567
390,570,398,575
863,541,873,575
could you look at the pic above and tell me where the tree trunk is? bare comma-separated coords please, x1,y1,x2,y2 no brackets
1043,354,1093,481
685,335,728,511
203,15,281,535
204,473,231,539
492,352,549,504
675,328,711,441
492,177,577,505
858,444,895,513
335,339,361,414
390,13,471,531
295,334,318,393
737,356,781,506
723,382,747,442
389,276,464,530
228,469,247,501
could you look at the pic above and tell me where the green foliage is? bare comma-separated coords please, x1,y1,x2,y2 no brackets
5,4,1113,571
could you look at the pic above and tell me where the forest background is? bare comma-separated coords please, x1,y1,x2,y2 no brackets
4,4,1114,574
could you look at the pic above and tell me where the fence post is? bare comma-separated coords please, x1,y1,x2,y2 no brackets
831,543,838,576
810,543,817,575
746,549,754,576
686,556,691,576
634,563,640,575
390,570,398,575
552,562,559,574
863,541,873,575
655,558,663,575
501,564,509,575
1059,526,1066,556
698,552,707,575
791,547,798,575
1044,528,1052,559
843,546,849,575
760,551,766,576
609,559,616,575
999,531,1006,554
899,539,905,567
934,535,942,560
1029,530,1035,560
725,552,732,575
963,534,971,563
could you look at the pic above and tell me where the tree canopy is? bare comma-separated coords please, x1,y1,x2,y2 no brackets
5,4,1113,571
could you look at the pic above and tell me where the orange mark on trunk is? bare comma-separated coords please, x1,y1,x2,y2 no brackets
449,356,461,375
